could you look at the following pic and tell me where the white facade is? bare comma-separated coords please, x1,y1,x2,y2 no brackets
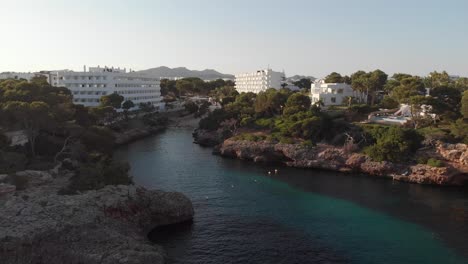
45,66,163,110
310,79,354,106
235,69,285,93
0,72,36,81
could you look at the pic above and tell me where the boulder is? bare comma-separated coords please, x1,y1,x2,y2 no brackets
437,142,468,165
345,154,368,170
360,161,394,177
14,170,53,186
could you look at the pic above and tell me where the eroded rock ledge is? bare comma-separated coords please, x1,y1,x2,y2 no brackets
215,139,468,186
0,171,194,264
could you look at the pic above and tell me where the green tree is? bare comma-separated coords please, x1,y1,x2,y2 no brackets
100,93,124,109
391,76,425,103
210,86,238,105
283,93,311,116
122,100,135,120
184,101,199,114
1,101,51,156
350,70,368,103
429,86,462,120
293,78,312,89
160,79,178,96
462,90,468,119
139,102,156,113
454,78,468,92
425,71,451,88
363,126,423,162
349,70,387,105
122,100,135,110
324,72,344,83
254,88,289,117
379,96,399,109
89,106,116,124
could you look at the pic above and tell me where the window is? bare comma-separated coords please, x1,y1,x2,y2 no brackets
338,89,344,94
331,97,336,103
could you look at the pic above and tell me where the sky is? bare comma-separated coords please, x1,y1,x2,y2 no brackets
0,0,467,77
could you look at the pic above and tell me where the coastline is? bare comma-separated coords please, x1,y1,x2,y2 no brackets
194,130,468,186
0,169,194,264
0,113,201,264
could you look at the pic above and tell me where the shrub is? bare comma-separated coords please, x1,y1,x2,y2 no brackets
60,158,133,194
255,118,275,128
418,126,451,143
363,126,423,162
279,137,295,144
81,126,116,155
348,104,378,114
450,119,468,144
427,158,444,168
301,140,314,148
379,96,400,109
199,109,232,131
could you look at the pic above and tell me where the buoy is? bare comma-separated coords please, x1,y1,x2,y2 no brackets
231,185,234,188
268,171,271,175
274,169,278,174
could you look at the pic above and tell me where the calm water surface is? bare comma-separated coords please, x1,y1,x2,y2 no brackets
114,128,468,264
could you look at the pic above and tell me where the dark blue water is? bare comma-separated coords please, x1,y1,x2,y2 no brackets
115,128,468,264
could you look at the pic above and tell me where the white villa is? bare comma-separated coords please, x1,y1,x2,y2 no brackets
42,66,163,110
310,79,354,106
235,69,285,93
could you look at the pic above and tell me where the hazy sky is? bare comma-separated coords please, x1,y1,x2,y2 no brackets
1,0,467,77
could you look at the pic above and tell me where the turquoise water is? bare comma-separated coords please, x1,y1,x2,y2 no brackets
115,128,468,264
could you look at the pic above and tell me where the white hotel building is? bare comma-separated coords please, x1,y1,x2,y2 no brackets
44,66,163,110
310,79,354,106
0,72,36,81
235,69,285,93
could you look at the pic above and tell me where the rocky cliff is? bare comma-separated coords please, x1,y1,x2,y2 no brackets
192,129,223,147
0,170,194,264
215,139,468,186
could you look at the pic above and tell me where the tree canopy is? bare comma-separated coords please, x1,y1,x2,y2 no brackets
100,93,124,109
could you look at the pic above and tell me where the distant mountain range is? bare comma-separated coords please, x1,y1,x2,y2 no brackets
135,66,235,80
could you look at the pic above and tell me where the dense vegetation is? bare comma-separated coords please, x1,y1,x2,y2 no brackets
0,77,138,193
160,77,235,101
199,70,468,163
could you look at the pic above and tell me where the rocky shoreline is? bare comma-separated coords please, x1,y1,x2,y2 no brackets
194,130,468,186
0,168,194,264
114,125,166,146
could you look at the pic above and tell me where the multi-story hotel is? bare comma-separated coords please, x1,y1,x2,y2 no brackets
44,66,163,110
0,72,36,81
235,69,285,93
310,79,355,106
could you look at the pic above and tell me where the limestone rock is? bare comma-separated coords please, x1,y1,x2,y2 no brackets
437,142,468,165
14,170,53,186
215,138,467,186
0,181,194,264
